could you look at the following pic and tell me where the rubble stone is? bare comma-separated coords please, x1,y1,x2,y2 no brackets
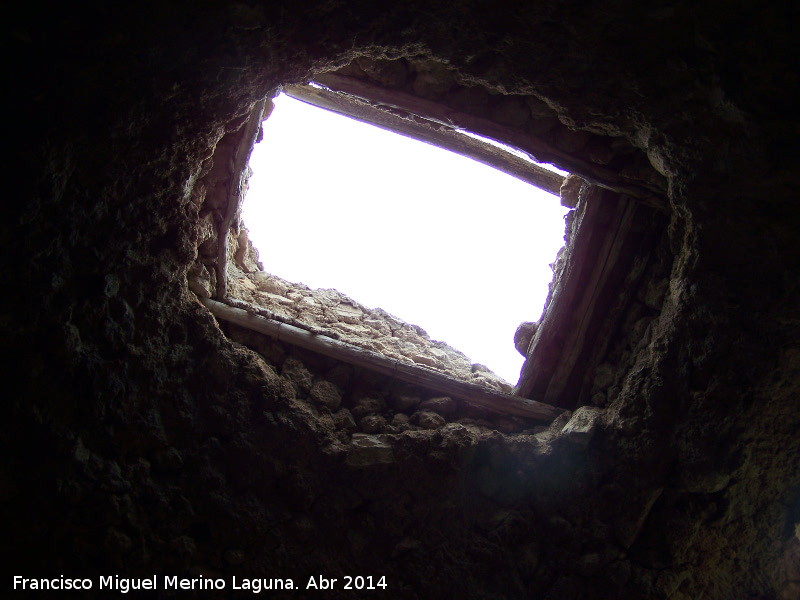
346,434,394,467
309,380,342,410
359,415,387,434
333,409,357,431
419,396,457,415
514,321,538,356
351,398,384,420
282,358,314,394
224,262,512,390
412,411,446,430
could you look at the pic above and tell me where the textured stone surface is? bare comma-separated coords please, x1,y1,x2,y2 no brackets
413,410,447,430
418,396,458,415
513,321,538,357
3,2,799,599
309,380,342,410
224,263,513,391
346,434,394,467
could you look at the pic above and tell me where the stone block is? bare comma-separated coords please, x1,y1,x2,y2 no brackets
309,380,342,410
560,406,603,446
346,434,394,467
419,396,457,415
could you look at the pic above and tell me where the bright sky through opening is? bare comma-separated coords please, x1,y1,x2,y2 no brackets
243,93,570,384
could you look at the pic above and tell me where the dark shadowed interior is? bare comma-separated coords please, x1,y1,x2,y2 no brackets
3,2,799,598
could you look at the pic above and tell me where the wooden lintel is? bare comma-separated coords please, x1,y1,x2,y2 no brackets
515,188,663,408
311,73,667,204
283,83,565,196
202,298,564,422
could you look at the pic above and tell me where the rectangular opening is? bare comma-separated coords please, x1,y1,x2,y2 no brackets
240,90,570,385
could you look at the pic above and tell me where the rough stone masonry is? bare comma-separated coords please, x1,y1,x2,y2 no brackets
3,2,799,599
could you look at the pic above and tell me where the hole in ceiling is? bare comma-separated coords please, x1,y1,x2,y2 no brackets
241,92,570,384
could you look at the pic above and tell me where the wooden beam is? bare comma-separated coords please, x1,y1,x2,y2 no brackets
283,83,565,196
515,187,664,408
310,73,667,205
202,298,564,421
215,99,267,299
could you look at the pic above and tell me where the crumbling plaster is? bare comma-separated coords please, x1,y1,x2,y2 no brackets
3,2,799,599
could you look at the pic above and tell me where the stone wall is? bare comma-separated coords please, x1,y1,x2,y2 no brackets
3,2,799,599
193,226,549,436
217,233,513,392
221,317,551,438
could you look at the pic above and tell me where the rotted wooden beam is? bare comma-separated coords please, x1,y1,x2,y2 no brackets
283,82,565,196
202,298,564,422
306,73,667,206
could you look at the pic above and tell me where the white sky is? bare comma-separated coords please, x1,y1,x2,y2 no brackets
242,93,570,384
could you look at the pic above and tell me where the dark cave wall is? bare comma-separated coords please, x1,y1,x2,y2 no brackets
3,2,799,599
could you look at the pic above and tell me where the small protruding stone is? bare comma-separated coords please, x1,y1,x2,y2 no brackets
412,411,446,430
411,354,437,367
282,358,313,394
256,275,288,296
309,380,342,410
514,321,538,357
335,304,364,324
560,174,587,209
346,434,394,467
391,413,410,426
359,415,387,434
560,406,603,446
333,408,356,431
351,397,384,420
419,396,457,415
238,277,257,293
188,274,212,298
